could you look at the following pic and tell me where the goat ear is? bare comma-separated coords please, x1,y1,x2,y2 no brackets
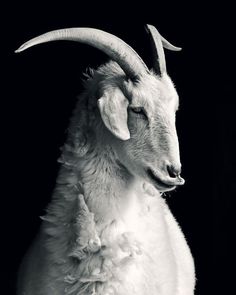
97,88,130,140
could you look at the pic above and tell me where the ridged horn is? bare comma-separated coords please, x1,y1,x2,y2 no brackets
146,24,182,75
15,27,150,79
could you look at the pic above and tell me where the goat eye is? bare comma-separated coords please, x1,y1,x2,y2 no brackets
131,107,142,113
130,107,147,119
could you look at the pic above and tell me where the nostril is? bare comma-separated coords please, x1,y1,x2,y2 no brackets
167,165,181,178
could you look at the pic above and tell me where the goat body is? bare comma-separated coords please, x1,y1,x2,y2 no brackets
16,27,196,295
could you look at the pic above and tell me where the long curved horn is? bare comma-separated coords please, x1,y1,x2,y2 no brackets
145,24,182,75
15,27,149,79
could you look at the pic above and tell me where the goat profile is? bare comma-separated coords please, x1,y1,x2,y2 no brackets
16,25,195,295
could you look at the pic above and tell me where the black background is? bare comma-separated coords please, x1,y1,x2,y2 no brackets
2,1,235,294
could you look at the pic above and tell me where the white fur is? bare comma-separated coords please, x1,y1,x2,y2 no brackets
17,60,195,295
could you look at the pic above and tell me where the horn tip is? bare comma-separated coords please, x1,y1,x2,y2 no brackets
15,44,26,53
175,47,182,51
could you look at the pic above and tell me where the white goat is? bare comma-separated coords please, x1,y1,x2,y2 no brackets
16,25,195,295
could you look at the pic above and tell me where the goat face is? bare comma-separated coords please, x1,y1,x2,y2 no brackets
125,73,184,192
98,72,184,192
15,25,184,192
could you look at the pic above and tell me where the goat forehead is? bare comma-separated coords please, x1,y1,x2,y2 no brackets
132,83,178,115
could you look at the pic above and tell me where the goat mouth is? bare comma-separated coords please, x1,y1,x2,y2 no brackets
146,168,176,192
